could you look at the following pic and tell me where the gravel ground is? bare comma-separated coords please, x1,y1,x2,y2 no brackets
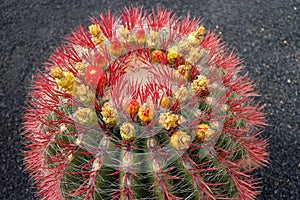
0,0,299,199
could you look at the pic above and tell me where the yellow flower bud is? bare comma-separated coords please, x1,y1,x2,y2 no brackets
120,122,136,141
75,62,86,71
89,24,101,37
138,103,154,124
195,124,216,141
50,65,62,79
75,107,98,126
173,86,189,102
92,35,104,46
177,39,192,55
173,65,190,80
119,28,131,43
74,83,94,104
159,112,180,130
186,47,201,65
188,26,205,45
170,131,191,150
160,95,171,108
56,71,75,94
88,24,104,46
147,30,159,49
195,26,206,37
191,76,209,94
167,47,178,66
101,102,119,126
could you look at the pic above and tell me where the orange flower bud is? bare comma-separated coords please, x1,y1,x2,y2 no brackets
151,50,164,63
125,99,140,116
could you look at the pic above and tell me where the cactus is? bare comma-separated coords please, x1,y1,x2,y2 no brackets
22,7,268,200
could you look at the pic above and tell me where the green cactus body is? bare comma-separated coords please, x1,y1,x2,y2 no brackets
23,7,268,200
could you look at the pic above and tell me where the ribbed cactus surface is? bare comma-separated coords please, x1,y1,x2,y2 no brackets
23,7,268,200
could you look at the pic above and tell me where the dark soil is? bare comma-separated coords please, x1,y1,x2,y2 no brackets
0,0,299,199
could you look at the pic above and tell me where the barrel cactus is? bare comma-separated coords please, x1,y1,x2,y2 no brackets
23,7,268,200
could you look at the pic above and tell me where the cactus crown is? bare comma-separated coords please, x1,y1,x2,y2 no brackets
23,6,268,200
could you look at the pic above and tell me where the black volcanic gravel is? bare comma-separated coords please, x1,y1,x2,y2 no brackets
0,0,299,199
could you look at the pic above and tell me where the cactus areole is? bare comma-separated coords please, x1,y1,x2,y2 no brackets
22,7,268,200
